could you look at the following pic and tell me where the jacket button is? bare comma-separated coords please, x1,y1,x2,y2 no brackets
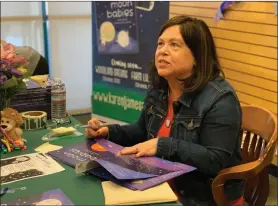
180,190,185,195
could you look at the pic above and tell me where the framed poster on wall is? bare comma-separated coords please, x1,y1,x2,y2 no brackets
92,1,169,123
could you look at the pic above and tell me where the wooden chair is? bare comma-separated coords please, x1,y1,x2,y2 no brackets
212,105,277,206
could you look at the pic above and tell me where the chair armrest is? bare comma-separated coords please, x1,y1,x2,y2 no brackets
212,160,261,206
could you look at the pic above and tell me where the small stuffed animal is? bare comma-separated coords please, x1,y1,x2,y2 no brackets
0,107,26,150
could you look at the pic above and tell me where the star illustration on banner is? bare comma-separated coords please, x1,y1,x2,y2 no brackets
214,1,236,23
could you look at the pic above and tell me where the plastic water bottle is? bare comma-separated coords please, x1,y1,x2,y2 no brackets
51,78,67,123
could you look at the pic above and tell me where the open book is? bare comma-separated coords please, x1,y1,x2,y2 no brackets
48,138,196,190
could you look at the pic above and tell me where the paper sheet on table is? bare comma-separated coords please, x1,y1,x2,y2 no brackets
102,181,177,205
35,142,63,153
0,153,65,185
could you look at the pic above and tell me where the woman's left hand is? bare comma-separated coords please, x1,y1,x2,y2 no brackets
117,138,159,157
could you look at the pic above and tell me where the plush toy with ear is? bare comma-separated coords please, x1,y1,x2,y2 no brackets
0,108,26,151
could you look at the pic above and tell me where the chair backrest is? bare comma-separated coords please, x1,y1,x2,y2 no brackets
240,105,277,205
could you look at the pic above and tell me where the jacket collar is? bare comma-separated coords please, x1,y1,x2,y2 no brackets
152,87,196,108
178,92,195,108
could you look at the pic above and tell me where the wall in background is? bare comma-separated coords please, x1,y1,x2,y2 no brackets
1,2,93,114
1,2,45,56
170,1,277,115
47,2,92,113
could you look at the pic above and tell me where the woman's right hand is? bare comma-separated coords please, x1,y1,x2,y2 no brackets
85,118,109,138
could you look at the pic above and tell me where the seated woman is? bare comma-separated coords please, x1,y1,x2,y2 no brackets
1,40,49,76
86,15,244,206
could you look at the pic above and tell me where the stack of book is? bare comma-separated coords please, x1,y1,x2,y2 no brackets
10,78,53,119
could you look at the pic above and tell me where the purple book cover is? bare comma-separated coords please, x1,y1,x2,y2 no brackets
1,189,74,205
93,139,196,190
48,139,196,190
96,138,195,171
48,139,115,167
48,139,174,180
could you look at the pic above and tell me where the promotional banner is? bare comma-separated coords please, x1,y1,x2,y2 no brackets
92,1,169,123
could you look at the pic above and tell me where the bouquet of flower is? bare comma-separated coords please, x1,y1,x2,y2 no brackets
0,42,30,110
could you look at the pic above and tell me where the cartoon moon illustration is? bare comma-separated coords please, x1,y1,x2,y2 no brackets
117,30,130,47
100,21,115,45
91,143,107,152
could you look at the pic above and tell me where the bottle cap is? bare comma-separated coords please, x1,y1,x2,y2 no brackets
54,78,61,83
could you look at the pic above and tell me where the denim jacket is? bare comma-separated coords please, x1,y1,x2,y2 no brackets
108,77,244,203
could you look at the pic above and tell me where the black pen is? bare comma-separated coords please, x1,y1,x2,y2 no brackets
80,123,111,129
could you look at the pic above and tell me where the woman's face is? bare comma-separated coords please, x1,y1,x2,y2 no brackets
155,25,195,81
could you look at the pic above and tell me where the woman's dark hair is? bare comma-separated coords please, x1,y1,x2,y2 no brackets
149,15,225,93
